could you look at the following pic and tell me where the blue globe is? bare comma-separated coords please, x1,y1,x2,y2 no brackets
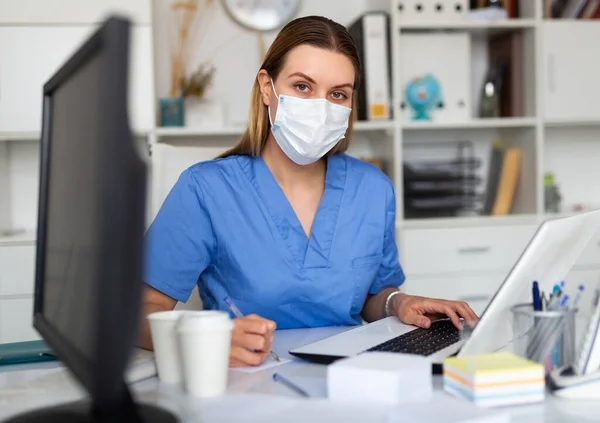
405,74,441,120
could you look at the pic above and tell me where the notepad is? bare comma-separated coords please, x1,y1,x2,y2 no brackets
443,352,545,407
0,340,56,366
231,356,291,373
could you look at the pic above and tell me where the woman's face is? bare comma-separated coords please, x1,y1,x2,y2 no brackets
260,44,355,113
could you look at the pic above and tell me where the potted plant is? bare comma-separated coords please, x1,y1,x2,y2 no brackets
180,62,222,127
159,0,217,127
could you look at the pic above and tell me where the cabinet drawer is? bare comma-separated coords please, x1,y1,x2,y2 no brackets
0,297,40,344
543,22,600,123
402,225,538,275
0,245,36,295
402,272,507,316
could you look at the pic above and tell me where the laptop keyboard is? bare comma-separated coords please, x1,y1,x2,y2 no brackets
365,320,460,356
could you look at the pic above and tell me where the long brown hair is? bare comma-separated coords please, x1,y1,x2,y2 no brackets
218,15,360,159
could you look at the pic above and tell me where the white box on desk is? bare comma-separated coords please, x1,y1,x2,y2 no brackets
327,352,432,406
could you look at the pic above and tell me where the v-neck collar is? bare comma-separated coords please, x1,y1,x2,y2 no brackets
239,153,347,269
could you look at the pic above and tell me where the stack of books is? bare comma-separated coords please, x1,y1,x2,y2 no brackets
443,352,545,407
544,0,600,19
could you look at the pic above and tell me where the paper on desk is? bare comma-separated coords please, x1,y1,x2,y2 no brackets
232,355,291,373
388,392,510,423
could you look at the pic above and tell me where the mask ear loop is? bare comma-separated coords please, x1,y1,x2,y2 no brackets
268,78,279,127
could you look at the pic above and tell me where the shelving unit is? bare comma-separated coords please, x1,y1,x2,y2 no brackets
1,0,600,342
0,230,36,246
154,119,397,140
402,117,537,130
398,17,537,33
0,133,40,143
545,119,600,127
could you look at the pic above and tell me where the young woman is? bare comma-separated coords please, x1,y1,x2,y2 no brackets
139,15,478,367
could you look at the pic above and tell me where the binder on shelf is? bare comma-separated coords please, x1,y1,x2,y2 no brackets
399,33,471,123
482,143,505,214
488,31,524,118
491,147,521,216
501,0,520,19
396,0,468,22
561,0,589,18
544,0,600,18
0,144,10,233
348,12,392,121
581,0,600,18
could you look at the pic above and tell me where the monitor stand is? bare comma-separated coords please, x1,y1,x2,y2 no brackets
4,383,179,423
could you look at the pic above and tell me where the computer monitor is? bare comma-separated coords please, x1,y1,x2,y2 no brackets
5,16,177,423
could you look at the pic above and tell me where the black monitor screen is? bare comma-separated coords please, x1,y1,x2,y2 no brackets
41,51,104,361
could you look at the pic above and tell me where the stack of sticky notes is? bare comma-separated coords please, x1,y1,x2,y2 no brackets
443,352,545,407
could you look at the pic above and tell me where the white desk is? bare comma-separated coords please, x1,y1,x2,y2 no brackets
1,326,599,422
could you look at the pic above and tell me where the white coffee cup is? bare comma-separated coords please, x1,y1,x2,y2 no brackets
147,310,186,384
176,310,234,398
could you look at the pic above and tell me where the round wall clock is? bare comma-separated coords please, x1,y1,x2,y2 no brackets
221,0,301,32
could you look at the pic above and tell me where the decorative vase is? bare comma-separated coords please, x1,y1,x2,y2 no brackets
159,97,185,127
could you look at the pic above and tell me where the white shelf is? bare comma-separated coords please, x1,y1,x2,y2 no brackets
0,132,40,142
353,120,396,131
545,119,600,128
544,209,600,220
154,126,246,138
0,130,152,142
401,209,600,230
0,230,36,246
402,117,537,130
400,214,541,230
399,19,537,35
154,120,397,140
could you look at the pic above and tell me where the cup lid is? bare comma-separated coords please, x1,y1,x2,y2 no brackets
147,310,187,321
176,310,233,333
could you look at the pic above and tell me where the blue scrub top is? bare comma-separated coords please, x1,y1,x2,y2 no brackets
143,153,405,329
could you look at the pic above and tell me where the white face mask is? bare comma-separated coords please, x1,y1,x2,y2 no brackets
268,80,352,166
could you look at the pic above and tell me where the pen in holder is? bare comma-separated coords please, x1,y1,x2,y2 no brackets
510,303,577,373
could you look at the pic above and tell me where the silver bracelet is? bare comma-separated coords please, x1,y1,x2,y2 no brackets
384,290,403,318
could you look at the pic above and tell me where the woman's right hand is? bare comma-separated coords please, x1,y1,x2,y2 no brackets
229,314,276,367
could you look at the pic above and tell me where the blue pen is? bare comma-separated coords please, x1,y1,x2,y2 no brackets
558,294,569,309
551,294,570,368
553,283,562,297
273,373,310,397
572,285,585,311
532,281,542,311
223,296,280,362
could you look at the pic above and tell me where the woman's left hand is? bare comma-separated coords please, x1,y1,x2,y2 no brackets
391,293,479,330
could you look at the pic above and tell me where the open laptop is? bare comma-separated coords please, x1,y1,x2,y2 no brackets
290,209,600,367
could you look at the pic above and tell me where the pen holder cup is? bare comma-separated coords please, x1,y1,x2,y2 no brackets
510,303,577,373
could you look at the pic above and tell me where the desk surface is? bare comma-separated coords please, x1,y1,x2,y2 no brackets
1,326,599,423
